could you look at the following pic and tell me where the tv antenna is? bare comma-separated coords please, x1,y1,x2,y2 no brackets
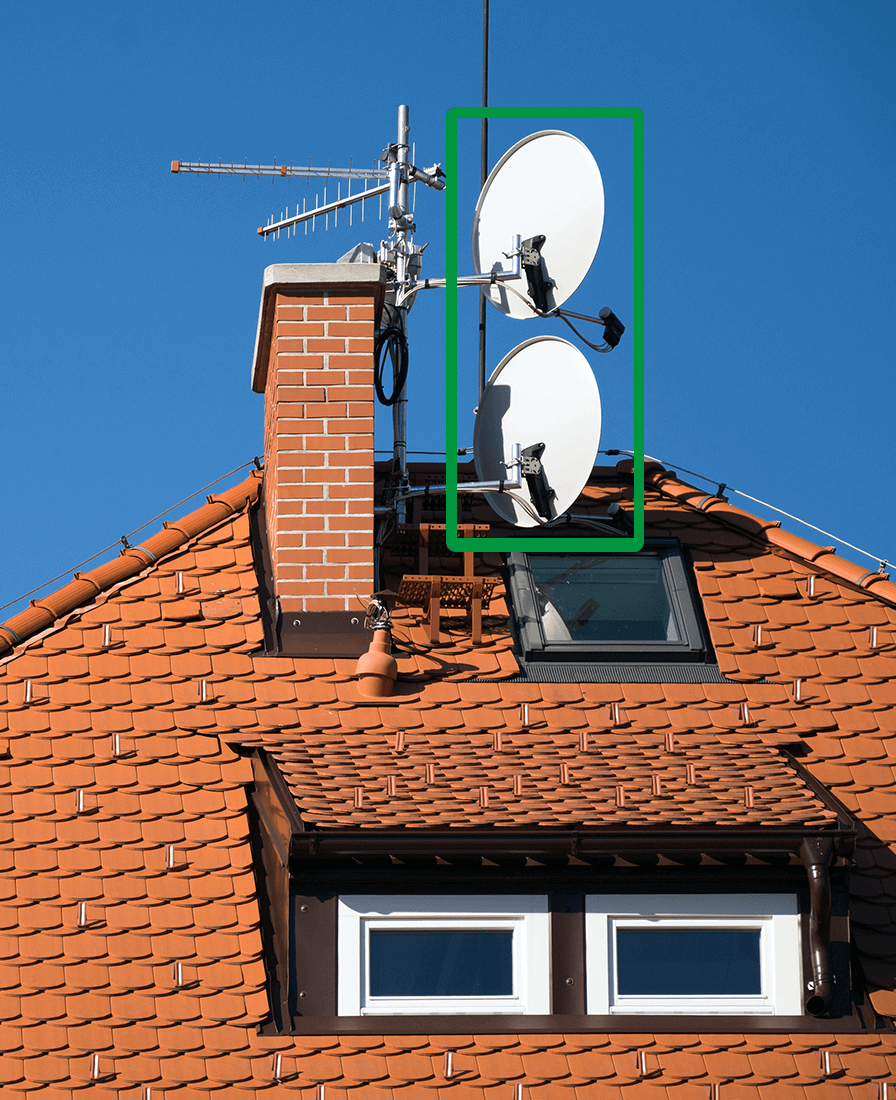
173,105,451,519
171,108,626,530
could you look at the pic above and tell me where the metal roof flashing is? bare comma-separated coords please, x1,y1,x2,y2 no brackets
250,262,388,392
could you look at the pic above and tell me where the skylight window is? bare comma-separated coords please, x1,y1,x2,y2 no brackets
528,554,682,643
507,540,710,663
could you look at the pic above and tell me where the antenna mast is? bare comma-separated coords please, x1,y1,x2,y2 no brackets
392,106,411,504
171,102,625,533
479,0,489,400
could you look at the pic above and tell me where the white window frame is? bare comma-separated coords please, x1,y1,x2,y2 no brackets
585,893,802,1016
337,895,550,1016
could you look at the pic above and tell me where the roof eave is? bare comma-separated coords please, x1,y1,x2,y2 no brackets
290,823,855,864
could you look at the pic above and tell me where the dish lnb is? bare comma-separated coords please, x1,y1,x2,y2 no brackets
599,308,625,348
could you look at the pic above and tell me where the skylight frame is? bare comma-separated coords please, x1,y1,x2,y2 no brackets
507,539,710,663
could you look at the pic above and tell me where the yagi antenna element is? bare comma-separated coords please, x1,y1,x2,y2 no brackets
171,146,444,239
171,105,447,528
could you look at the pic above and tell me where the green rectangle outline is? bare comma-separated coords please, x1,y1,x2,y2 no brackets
445,107,644,554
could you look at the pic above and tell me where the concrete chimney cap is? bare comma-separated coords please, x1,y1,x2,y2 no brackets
251,262,388,393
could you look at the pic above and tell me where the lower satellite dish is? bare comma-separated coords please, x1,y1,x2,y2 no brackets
473,336,601,527
472,131,604,319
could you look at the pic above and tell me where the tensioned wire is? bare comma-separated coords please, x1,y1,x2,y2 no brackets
0,459,262,616
603,449,890,573
1,447,890,620
386,447,891,571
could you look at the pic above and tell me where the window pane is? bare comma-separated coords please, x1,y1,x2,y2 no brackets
616,929,762,995
369,930,513,997
528,555,680,643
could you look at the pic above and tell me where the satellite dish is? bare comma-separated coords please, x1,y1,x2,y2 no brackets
471,131,605,319
473,336,601,526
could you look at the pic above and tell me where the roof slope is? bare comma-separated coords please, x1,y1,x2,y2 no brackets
0,471,264,656
272,726,838,829
0,463,895,1094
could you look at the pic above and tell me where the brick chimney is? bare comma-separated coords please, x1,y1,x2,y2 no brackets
251,264,387,621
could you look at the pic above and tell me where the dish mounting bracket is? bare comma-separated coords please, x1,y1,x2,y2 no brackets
521,442,556,519
520,234,553,313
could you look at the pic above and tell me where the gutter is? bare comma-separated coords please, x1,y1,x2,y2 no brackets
289,826,855,864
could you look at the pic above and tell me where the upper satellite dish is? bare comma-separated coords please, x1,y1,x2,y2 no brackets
473,335,601,527
471,131,605,320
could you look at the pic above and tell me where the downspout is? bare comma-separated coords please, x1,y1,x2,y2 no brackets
801,837,834,1015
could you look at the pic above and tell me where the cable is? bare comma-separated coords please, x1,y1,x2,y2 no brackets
554,311,613,353
496,282,614,353
496,490,549,526
373,304,408,406
0,458,262,616
499,278,547,316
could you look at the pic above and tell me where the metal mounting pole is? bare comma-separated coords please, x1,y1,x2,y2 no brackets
393,105,411,522
478,0,489,400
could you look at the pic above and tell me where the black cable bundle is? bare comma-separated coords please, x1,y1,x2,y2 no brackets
373,304,408,406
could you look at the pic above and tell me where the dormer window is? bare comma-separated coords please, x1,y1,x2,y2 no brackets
585,894,803,1016
335,893,801,1019
507,540,710,664
337,895,551,1015
249,732,858,1033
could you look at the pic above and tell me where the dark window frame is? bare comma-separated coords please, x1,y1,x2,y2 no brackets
507,539,711,664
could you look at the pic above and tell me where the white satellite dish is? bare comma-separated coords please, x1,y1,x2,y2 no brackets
473,336,601,526
471,131,605,319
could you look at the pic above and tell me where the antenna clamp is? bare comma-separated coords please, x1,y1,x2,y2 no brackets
520,235,553,313
521,443,555,520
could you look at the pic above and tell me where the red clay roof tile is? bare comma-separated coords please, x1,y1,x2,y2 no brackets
1,462,896,1095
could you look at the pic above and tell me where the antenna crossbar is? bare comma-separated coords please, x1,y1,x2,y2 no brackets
171,160,388,182
258,182,391,237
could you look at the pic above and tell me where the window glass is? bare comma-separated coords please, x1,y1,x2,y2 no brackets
507,542,712,666
369,930,513,997
529,554,680,642
616,928,761,996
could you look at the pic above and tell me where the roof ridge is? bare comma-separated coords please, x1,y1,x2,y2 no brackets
0,469,262,656
633,461,896,607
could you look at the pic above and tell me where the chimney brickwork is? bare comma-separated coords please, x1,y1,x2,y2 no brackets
253,267,386,613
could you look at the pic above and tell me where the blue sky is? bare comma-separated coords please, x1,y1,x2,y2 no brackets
2,1,895,616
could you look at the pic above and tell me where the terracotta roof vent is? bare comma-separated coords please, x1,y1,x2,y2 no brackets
355,625,397,698
355,600,397,697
